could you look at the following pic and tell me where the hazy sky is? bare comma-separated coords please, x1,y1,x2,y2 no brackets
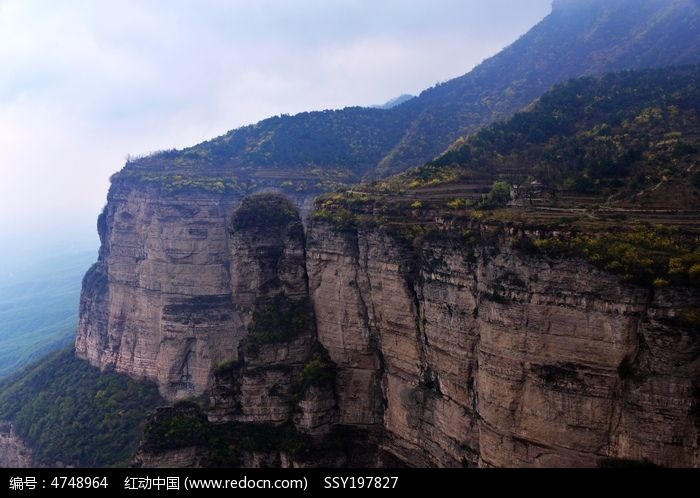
0,0,552,251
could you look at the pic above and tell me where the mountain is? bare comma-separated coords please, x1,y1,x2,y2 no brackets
77,66,700,468
86,1,700,402
381,64,700,215
6,0,700,469
376,0,700,176
117,0,700,190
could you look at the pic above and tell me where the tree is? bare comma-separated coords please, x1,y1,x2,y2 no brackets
480,181,512,209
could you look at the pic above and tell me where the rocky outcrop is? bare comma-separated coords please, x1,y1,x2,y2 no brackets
79,182,699,467
305,221,700,468
208,195,336,435
0,423,33,468
134,195,342,466
75,179,316,400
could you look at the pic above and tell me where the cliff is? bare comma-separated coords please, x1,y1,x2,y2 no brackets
305,220,699,467
124,66,699,467
77,178,245,399
0,423,32,468
131,213,699,468
132,196,376,468
75,178,318,400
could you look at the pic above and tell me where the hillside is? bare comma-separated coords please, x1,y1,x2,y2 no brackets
0,349,163,467
115,0,700,193
396,64,700,212
377,0,700,175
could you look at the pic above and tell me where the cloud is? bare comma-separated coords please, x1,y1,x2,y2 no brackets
0,0,552,245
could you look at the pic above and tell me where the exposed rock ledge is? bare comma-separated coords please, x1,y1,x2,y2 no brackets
77,183,699,467
0,422,33,468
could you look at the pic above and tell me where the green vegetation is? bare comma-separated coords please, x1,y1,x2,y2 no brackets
478,181,511,210
447,198,468,210
408,66,700,210
115,170,250,193
231,194,300,231
298,354,335,386
112,2,699,186
403,167,461,190
113,104,413,189
117,166,359,196
0,250,96,379
248,294,314,347
292,351,336,401
213,358,243,377
142,403,312,467
156,174,228,193
528,225,700,287
0,348,163,467
312,191,383,229
144,404,210,450
142,402,367,467
312,207,361,229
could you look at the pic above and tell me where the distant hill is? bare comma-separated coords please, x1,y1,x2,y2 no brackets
117,0,700,189
372,94,415,110
0,250,96,378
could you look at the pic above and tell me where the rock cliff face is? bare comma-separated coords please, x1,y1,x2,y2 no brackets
75,179,315,400
116,190,698,467
209,195,335,433
306,222,699,467
0,423,33,468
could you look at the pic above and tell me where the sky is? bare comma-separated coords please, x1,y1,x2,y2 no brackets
0,0,552,261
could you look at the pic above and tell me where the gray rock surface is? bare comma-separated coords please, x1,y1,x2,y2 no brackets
78,181,699,467
307,222,699,467
0,423,33,468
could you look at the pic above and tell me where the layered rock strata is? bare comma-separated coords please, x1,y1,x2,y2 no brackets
306,222,699,467
76,179,315,400
79,184,699,467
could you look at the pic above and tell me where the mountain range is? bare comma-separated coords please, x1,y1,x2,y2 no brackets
118,0,700,190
